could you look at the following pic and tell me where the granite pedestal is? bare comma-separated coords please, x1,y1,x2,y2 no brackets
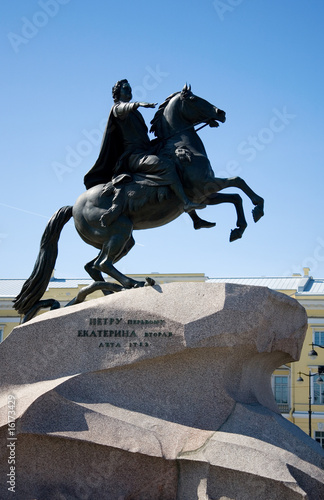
0,283,323,499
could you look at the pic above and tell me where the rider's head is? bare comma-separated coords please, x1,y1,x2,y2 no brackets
112,80,132,102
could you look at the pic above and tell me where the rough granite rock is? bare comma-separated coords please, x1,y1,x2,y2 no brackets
0,283,323,499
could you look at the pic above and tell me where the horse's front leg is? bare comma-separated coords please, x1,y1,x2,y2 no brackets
213,177,264,223
206,192,247,242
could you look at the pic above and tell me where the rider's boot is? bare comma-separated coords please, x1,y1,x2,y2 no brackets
188,210,216,230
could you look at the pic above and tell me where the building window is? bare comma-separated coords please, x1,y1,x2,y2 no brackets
314,331,324,347
315,431,324,449
273,375,289,412
0,328,3,343
313,375,324,405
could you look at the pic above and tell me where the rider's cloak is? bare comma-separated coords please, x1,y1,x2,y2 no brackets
84,102,177,190
84,109,124,190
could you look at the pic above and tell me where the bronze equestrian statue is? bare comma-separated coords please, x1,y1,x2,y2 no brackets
14,83,264,319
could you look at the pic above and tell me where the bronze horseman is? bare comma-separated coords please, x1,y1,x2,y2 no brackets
14,82,264,320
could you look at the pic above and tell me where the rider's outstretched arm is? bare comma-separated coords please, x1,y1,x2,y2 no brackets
113,102,156,119
136,102,157,108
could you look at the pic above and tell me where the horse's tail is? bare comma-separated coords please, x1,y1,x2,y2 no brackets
13,206,73,315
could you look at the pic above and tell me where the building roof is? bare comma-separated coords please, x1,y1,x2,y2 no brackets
0,278,93,298
1,270,324,298
206,276,324,295
0,274,206,298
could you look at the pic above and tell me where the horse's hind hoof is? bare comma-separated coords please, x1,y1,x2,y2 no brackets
252,204,264,223
133,282,146,288
145,277,155,286
229,228,243,242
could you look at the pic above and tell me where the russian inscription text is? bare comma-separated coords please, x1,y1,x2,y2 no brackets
77,317,174,348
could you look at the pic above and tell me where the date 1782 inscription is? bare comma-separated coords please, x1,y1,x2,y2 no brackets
77,317,173,348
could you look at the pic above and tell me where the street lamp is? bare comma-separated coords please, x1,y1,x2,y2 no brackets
297,368,324,437
308,343,324,360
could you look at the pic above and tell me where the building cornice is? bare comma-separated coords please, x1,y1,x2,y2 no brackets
307,318,324,325
296,298,324,310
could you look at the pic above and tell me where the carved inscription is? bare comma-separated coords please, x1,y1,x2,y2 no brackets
77,317,174,349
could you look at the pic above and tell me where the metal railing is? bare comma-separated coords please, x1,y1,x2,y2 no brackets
277,403,290,413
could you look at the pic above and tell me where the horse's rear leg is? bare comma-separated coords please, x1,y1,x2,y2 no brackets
85,237,136,280
95,243,143,289
84,258,113,296
94,217,144,289
214,177,264,222
85,258,105,281
207,192,247,242
111,235,135,264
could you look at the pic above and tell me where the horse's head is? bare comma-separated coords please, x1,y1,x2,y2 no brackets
150,84,226,138
179,83,226,127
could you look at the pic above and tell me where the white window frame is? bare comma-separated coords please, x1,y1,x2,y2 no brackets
312,327,324,347
273,375,289,402
311,367,324,405
271,369,290,412
315,430,324,449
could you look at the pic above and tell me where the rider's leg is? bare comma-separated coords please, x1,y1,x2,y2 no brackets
169,180,206,212
134,153,206,213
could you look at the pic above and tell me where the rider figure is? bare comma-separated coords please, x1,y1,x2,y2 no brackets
84,79,215,229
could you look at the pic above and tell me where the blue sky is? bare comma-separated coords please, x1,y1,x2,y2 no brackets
1,0,324,280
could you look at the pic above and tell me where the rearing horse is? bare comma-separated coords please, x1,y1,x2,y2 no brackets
14,84,264,316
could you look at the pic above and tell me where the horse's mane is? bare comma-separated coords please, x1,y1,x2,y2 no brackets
150,92,180,138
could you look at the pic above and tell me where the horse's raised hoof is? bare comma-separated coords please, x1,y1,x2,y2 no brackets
252,203,264,223
145,277,156,286
230,228,243,242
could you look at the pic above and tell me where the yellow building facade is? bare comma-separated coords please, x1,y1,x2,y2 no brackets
208,267,324,446
1,270,323,446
